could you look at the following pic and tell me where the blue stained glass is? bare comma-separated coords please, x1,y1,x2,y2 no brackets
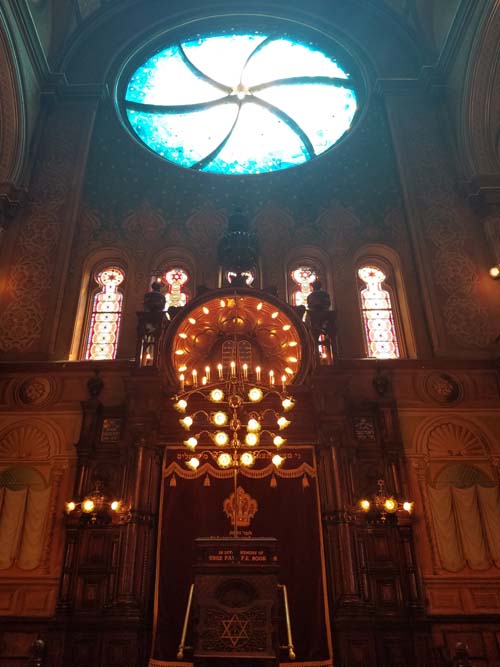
125,46,225,106
127,104,239,167
122,33,359,175
182,35,267,89
255,83,357,155
203,103,308,174
242,38,348,88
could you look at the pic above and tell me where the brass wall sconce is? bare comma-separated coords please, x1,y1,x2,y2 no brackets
357,479,413,523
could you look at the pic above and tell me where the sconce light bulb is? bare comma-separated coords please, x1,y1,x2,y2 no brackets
489,265,500,279
403,501,414,513
66,501,76,513
384,498,397,513
111,501,120,512
359,499,371,512
82,499,95,514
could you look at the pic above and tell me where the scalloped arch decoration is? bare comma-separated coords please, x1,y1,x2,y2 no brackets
427,422,487,458
0,424,52,460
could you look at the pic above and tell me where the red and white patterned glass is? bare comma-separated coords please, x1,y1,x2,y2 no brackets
86,267,125,360
164,268,189,308
291,266,318,307
358,266,400,359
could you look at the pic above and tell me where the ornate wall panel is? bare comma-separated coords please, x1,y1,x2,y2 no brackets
385,90,495,353
0,98,97,356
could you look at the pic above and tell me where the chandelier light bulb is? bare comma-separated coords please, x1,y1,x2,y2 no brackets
277,416,291,430
111,501,120,512
187,457,200,470
214,431,229,446
359,499,371,512
65,501,76,513
247,418,260,432
403,501,414,513
272,454,284,467
180,416,193,430
82,499,95,513
185,437,198,449
282,398,294,411
273,436,285,447
212,411,228,426
245,432,259,447
240,452,255,467
174,399,188,412
209,388,224,402
218,453,232,468
248,387,263,402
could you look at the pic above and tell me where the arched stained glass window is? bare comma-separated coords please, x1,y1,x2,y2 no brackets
122,32,359,175
358,266,400,359
85,267,125,360
291,266,318,307
164,268,189,309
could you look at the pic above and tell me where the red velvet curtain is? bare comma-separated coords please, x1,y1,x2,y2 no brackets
151,447,331,666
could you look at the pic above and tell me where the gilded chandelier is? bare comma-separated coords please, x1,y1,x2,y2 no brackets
357,479,413,522
173,360,295,471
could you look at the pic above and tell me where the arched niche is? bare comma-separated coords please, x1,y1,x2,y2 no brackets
161,287,314,387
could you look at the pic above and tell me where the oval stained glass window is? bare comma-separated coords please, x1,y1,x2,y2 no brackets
122,33,359,175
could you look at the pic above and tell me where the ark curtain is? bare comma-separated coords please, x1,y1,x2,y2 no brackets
151,446,331,667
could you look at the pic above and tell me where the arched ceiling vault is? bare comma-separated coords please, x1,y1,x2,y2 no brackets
458,0,500,193
58,0,425,83
0,13,26,187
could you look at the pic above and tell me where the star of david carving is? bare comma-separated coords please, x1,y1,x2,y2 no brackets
220,614,250,647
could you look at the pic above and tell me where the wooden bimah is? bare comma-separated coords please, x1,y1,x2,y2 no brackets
190,537,282,667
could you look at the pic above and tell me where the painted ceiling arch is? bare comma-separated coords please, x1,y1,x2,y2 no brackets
0,14,26,186
458,0,500,183
58,0,425,85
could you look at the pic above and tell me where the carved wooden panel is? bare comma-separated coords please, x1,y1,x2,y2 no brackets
102,634,139,667
65,633,101,667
